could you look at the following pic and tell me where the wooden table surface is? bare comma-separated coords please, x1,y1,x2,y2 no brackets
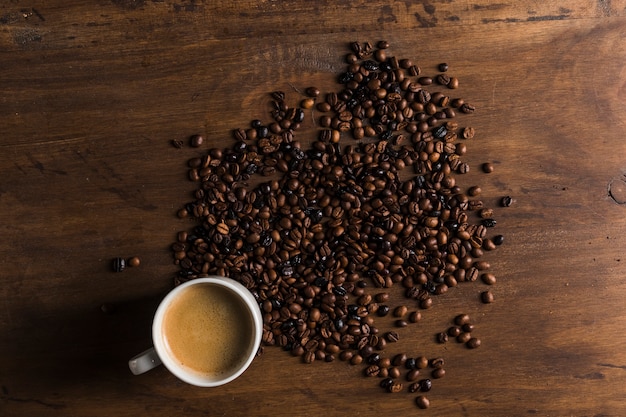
2,1,626,416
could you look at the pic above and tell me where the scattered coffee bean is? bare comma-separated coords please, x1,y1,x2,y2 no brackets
167,40,506,411
111,257,125,272
454,314,471,326
417,379,431,393
501,196,514,207
482,162,494,173
493,234,505,245
431,368,446,379
481,290,495,304
189,134,203,148
393,305,408,317
447,326,461,337
436,332,449,344
466,337,481,349
416,395,430,409
406,368,421,382
481,273,496,285
457,332,472,343
408,311,421,323
127,256,141,267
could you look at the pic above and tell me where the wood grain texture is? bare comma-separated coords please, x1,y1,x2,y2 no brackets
2,1,626,416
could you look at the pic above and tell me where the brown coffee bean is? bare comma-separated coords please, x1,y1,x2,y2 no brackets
447,326,461,337
416,395,430,409
393,305,408,317
482,162,494,173
457,332,472,343
408,311,421,323
406,368,420,382
127,256,141,267
431,368,445,379
454,313,471,326
385,331,400,343
481,273,496,285
467,337,481,349
416,356,429,369
481,290,495,304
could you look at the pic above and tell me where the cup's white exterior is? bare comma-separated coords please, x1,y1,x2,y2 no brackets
148,276,262,387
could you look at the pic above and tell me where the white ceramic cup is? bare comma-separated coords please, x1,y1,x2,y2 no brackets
128,276,263,387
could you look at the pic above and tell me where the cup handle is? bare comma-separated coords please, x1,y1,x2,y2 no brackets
129,347,162,375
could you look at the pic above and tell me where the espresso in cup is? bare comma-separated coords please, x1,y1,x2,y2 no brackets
162,282,255,378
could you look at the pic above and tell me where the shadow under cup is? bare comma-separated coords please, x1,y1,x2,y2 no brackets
153,277,263,387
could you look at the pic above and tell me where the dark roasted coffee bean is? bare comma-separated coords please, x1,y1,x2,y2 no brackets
501,196,514,207
436,332,449,344
481,290,495,304
467,337,482,349
380,377,394,389
385,331,400,343
418,378,432,392
493,234,505,245
405,357,417,369
111,257,126,272
189,134,204,148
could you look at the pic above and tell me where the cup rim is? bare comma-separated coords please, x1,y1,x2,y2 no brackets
152,276,262,387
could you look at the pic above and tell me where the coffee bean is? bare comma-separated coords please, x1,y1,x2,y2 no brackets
418,378,432,392
454,314,471,326
305,86,320,98
466,337,481,349
393,305,408,317
481,290,495,304
408,382,420,393
493,234,505,245
189,134,204,148
482,162,494,173
127,256,141,267
406,368,420,381
408,311,421,323
481,273,496,285
388,381,404,393
431,368,446,379
457,332,472,343
169,42,505,410
111,257,125,272
416,356,429,369
415,395,430,409
436,332,449,344
430,357,445,369
380,377,394,389
501,196,514,207
447,326,461,337
461,323,474,333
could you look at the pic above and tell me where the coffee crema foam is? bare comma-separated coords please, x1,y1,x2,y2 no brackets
162,284,254,378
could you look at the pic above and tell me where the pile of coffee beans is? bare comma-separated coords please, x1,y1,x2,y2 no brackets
170,41,505,408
